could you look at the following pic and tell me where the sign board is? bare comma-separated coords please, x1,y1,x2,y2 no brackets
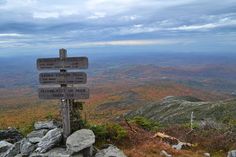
38,87,89,99
37,49,89,140
37,57,88,70
39,72,87,84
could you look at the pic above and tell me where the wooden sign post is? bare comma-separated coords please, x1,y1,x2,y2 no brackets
37,48,89,141
60,49,71,140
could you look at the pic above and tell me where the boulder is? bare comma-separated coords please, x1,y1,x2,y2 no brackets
34,121,58,130
72,154,84,157
160,150,172,157
30,147,70,157
0,128,23,143
66,129,95,155
27,129,48,143
172,142,182,150
20,138,36,156
95,145,126,157
203,152,211,157
0,141,13,153
80,146,93,157
30,147,84,157
228,150,236,157
36,128,62,153
3,141,21,157
172,142,192,150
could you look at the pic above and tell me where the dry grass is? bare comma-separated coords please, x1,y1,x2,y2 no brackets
116,122,205,157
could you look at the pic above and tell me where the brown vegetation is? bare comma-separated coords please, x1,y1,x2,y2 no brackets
117,122,205,157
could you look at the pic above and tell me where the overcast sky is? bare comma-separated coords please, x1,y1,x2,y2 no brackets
0,0,235,55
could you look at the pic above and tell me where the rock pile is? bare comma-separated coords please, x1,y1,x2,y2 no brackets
0,120,127,157
228,150,236,157
95,145,126,157
0,128,23,144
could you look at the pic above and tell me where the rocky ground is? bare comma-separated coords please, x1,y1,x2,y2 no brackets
0,119,236,157
0,121,126,157
124,96,236,157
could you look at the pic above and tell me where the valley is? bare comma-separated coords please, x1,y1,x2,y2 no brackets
1,52,235,128
0,52,236,156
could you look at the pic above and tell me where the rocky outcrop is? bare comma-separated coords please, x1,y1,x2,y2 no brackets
30,147,71,157
0,121,60,157
0,141,13,157
125,96,235,125
0,140,21,157
0,128,23,143
36,128,62,153
0,120,127,157
27,129,48,144
0,141,13,153
95,145,126,157
66,129,95,155
20,138,36,156
4,141,21,157
34,121,59,130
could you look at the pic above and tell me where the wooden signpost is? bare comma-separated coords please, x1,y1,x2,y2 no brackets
39,72,87,85
38,87,89,99
37,49,89,140
37,57,88,70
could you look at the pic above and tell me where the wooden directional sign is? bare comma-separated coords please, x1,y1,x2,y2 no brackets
38,87,89,99
39,72,87,85
37,49,89,140
37,57,88,70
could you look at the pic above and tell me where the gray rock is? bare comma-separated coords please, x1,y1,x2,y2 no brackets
3,141,21,157
0,141,13,153
20,138,36,156
27,129,48,143
160,150,172,157
228,150,236,157
204,152,211,157
95,145,126,157
172,142,183,150
172,142,191,150
30,147,70,157
66,129,95,155
36,128,62,153
72,153,84,157
0,128,23,143
34,121,58,130
80,146,93,157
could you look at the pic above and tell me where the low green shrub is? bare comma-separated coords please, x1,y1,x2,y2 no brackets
89,123,127,146
89,124,108,141
182,122,200,130
106,123,127,140
129,116,161,131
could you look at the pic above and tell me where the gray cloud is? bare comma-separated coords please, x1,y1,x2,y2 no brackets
0,0,235,53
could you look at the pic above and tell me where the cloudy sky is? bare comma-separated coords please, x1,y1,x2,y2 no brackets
0,0,235,55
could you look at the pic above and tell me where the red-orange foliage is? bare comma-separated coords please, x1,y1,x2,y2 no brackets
117,122,204,157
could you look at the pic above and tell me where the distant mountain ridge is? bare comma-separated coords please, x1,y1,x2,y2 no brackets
125,96,236,125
